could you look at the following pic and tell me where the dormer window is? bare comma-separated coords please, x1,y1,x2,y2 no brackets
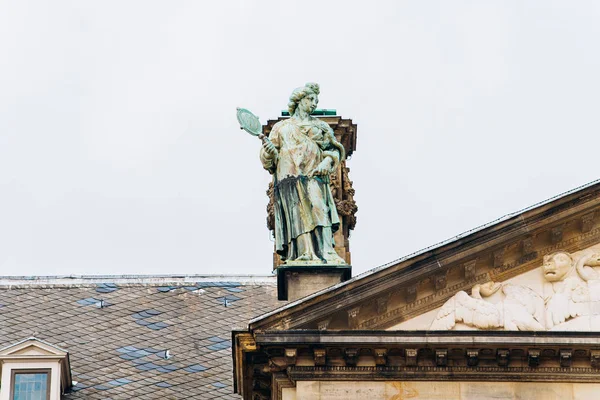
0,338,72,400
11,369,51,400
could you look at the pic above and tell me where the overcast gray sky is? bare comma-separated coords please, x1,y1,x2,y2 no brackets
1,1,599,277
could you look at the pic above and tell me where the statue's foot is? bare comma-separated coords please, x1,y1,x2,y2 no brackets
296,253,313,261
325,251,346,264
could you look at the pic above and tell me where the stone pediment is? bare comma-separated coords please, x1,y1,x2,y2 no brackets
249,180,600,332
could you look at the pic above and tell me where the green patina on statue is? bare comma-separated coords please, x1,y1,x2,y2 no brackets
238,83,346,265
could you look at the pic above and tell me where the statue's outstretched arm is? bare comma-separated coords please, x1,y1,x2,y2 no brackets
259,126,280,173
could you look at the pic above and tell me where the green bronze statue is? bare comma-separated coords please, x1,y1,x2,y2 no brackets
238,83,346,265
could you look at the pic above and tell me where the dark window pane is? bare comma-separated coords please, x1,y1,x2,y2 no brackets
13,372,48,400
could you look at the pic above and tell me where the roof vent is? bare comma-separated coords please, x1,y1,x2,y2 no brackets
157,350,171,360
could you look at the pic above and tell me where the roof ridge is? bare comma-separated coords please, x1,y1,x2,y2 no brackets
0,274,276,287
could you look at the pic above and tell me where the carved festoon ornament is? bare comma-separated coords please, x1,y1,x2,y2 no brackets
266,182,275,231
331,165,358,230
429,248,600,331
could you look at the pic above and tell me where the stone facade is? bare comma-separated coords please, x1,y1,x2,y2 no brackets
291,381,600,400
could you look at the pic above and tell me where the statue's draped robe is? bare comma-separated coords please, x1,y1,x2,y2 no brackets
260,118,344,260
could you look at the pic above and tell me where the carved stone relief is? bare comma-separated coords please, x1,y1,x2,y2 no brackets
332,165,358,231
403,245,600,331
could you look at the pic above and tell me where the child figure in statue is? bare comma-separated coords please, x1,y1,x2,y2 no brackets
260,83,346,264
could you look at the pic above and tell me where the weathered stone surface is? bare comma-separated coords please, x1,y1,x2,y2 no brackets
282,387,297,400
290,381,600,400
282,267,350,302
573,383,600,400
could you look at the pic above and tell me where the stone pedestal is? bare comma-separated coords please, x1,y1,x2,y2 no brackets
277,265,351,301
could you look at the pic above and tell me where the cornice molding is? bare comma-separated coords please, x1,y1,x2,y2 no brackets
254,330,600,346
238,330,600,399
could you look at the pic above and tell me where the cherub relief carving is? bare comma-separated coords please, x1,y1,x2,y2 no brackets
430,250,600,331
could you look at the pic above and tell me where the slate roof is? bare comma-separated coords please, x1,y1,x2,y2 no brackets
0,275,280,399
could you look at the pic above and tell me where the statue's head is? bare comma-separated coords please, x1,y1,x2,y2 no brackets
288,82,320,116
542,251,573,282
